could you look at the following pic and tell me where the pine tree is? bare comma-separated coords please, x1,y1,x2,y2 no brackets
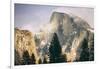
30,54,36,64
15,50,22,65
22,51,31,65
38,58,42,64
49,33,62,63
79,38,89,61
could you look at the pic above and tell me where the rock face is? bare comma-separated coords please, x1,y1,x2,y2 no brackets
50,12,74,36
14,12,94,65
15,28,39,65
49,12,94,62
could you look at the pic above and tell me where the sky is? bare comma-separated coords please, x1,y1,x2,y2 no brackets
15,3,94,33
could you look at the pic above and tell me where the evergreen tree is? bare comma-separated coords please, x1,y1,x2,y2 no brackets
22,51,31,65
38,58,42,64
89,34,94,61
79,38,89,61
15,49,22,65
49,33,62,63
30,54,36,64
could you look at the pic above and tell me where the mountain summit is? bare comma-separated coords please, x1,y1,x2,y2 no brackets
49,12,94,62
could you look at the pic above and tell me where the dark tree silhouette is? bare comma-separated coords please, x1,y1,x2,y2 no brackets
15,49,22,65
49,33,66,63
89,34,94,61
79,38,89,61
30,54,36,64
22,51,31,65
15,50,36,65
38,58,42,64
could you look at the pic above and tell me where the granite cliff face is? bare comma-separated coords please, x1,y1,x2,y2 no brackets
15,28,39,65
49,12,94,62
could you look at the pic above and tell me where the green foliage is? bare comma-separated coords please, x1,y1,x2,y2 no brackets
22,51,31,64
30,54,36,64
22,51,36,65
79,38,89,61
15,50,22,65
38,58,42,64
49,33,66,63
